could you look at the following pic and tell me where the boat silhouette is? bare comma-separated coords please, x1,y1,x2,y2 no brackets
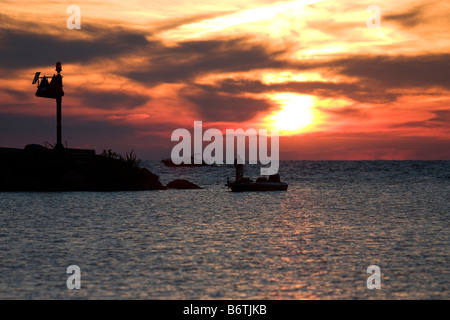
161,154,209,167
226,174,288,192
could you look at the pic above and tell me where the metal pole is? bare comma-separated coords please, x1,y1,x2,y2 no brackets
56,96,63,150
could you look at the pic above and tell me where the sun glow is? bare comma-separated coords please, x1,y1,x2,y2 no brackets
265,93,317,135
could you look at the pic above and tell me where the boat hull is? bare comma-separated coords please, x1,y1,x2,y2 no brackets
227,181,288,192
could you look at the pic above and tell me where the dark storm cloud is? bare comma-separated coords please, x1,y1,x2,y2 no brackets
181,86,273,122
391,110,450,129
195,78,397,103
384,11,422,28
317,106,368,118
429,110,450,122
124,37,288,85
391,121,439,129
0,22,150,71
383,1,436,28
73,89,150,110
124,48,450,94
124,48,448,109
327,54,450,90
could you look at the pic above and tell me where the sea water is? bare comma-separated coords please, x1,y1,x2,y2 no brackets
0,161,448,299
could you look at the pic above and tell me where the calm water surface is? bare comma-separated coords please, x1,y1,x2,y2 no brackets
0,161,449,299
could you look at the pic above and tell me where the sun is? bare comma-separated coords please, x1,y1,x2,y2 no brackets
265,93,317,134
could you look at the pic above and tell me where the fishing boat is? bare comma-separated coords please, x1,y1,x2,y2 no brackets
226,174,288,192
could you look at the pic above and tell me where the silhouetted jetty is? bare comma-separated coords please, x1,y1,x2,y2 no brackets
0,62,203,192
0,145,166,191
0,62,168,191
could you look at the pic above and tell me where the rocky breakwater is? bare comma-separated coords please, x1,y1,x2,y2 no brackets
0,145,166,191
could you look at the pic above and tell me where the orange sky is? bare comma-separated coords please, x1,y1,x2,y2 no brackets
0,0,449,159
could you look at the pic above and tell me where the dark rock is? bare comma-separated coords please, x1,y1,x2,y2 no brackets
166,179,202,189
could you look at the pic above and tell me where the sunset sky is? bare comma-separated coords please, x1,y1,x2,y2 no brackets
1,0,449,160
